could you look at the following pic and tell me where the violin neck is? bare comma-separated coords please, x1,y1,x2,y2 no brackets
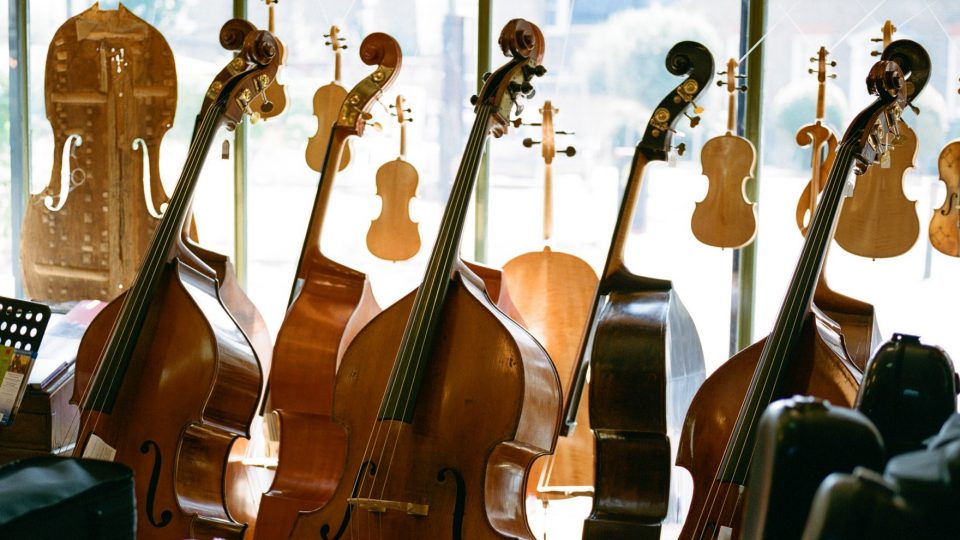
816,80,826,121
334,50,342,84
84,100,227,413
378,103,494,423
727,89,736,133
543,162,552,241
718,140,859,485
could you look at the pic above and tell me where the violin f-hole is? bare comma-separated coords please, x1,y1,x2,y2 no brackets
139,440,173,528
44,133,83,212
133,138,168,218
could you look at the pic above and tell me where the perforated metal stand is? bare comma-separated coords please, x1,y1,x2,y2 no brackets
0,297,51,354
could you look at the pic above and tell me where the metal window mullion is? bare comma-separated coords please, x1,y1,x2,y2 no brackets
9,0,29,298
473,0,491,262
233,0,248,287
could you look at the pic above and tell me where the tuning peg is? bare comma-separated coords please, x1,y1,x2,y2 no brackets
511,118,523,128
692,102,704,114
554,130,575,135
684,112,701,128
717,70,728,76
470,95,479,105
481,72,492,82
908,103,920,115
738,85,748,92
561,146,576,157
522,138,540,147
674,142,686,156
808,68,816,74
366,121,382,132
870,50,882,57
341,45,349,49
829,61,837,67
828,74,837,79
870,37,884,42
809,57,817,62
531,65,547,77
734,74,747,79
716,79,725,86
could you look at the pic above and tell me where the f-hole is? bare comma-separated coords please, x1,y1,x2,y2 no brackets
133,138,167,218
139,440,172,528
437,467,465,540
321,460,377,540
44,134,83,211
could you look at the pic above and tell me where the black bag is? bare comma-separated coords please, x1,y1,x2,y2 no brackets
741,396,884,540
801,467,925,540
0,455,134,539
856,333,957,457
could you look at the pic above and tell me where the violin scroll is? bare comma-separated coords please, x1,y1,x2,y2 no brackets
640,41,714,161
335,33,402,137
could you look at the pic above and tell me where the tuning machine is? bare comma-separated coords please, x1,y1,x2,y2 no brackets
684,112,701,128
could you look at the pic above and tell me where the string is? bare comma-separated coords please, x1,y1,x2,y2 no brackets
736,2,801,65
690,141,859,536
72,98,227,455
351,104,493,509
827,0,888,51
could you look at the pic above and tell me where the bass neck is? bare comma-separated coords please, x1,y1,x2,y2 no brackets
84,99,229,412
718,141,859,484
378,103,495,423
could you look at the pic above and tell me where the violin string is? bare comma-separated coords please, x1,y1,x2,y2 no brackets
693,140,858,536
736,2,800,65
73,99,226,452
362,104,493,504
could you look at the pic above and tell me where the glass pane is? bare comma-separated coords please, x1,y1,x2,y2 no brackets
755,1,960,363
0,2,10,295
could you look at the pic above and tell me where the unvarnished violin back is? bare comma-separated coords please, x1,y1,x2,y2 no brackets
21,4,176,302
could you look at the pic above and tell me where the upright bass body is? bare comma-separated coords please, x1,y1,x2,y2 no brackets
291,269,560,539
73,254,262,539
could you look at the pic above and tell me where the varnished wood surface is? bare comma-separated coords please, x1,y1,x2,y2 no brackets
835,120,919,258
502,248,598,492
929,140,960,256
692,134,758,248
72,257,263,539
366,158,420,261
21,4,177,301
677,312,860,539
289,272,561,539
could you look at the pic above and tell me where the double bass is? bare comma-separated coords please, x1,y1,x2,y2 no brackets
677,40,929,540
560,41,711,539
290,18,559,539
71,21,280,539
691,57,757,248
795,46,880,369
501,100,595,503
254,33,400,540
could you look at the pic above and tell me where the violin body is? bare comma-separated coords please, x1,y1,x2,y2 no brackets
677,311,860,540
367,158,421,261
835,120,919,258
290,268,561,539
929,140,960,256
73,249,262,539
692,134,757,248
584,270,705,538
306,83,351,173
21,4,176,301
795,123,837,233
502,248,598,493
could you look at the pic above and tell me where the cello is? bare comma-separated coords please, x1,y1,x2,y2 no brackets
677,40,930,540
560,42,711,539
834,21,920,259
21,4,177,301
306,26,352,173
795,46,880,370
70,21,280,539
499,100,597,500
691,57,757,249
289,19,558,539
253,33,400,540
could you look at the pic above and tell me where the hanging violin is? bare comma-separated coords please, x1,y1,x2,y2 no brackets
366,95,421,261
691,57,757,248
70,20,280,539
21,4,177,301
498,101,595,502
254,33,400,540
834,21,920,259
306,25,352,172
289,18,559,539
929,83,960,256
677,40,929,540
556,42,710,539
795,46,880,369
